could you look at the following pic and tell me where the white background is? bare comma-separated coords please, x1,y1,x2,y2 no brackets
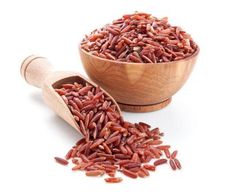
0,0,235,195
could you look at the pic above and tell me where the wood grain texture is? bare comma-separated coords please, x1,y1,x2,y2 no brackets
20,55,121,134
79,47,199,112
21,55,54,88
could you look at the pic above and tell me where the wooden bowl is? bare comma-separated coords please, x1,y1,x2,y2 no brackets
79,47,199,112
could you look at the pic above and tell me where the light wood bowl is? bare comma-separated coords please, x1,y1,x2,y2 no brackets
79,47,199,112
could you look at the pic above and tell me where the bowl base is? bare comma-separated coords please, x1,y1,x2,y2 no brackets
118,98,171,113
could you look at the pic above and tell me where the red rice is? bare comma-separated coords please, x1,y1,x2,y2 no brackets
169,159,177,170
54,82,181,182
104,177,123,183
143,164,156,171
174,158,182,169
122,168,138,179
171,150,178,159
81,12,198,63
154,158,168,166
54,157,68,165
85,170,105,176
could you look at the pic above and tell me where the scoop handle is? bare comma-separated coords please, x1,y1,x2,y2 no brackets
21,55,54,88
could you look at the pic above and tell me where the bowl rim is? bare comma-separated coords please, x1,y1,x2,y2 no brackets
79,45,199,66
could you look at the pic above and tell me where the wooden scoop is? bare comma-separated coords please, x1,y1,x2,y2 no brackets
20,55,121,134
